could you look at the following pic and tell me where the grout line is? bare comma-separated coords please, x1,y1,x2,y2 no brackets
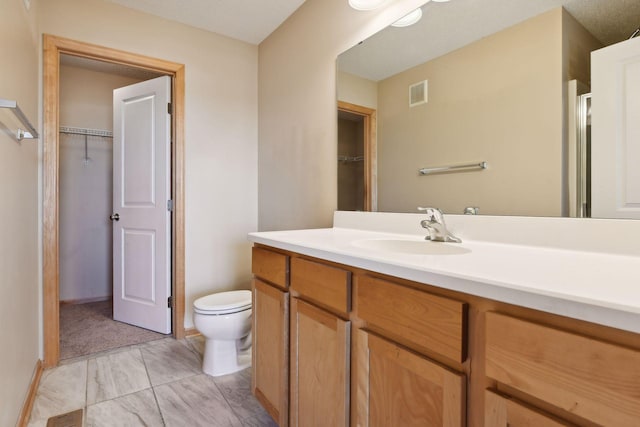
139,347,155,391
84,358,89,425
85,349,157,407
139,347,167,426
210,377,246,426
183,336,203,360
150,389,167,427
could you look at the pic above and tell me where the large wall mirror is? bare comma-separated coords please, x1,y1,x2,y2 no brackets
337,0,640,219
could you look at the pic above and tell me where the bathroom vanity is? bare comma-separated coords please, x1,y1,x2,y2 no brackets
249,212,640,427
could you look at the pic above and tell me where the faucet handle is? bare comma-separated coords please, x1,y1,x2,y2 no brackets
418,207,444,222
418,207,461,243
463,206,479,215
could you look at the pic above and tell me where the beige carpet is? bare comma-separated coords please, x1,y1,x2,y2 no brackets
60,300,168,360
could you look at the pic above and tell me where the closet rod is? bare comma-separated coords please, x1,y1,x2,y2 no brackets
338,155,364,162
59,126,113,138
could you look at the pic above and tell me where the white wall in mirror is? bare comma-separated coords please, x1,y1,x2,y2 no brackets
591,36,640,219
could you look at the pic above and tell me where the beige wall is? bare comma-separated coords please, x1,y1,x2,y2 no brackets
372,7,601,217
60,64,146,130
337,71,378,109
0,0,40,424
377,9,565,216
258,0,427,231
39,0,259,329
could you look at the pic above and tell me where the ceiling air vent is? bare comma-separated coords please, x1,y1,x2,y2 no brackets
409,80,428,107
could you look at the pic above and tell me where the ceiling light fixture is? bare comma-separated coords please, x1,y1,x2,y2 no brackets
391,8,423,27
348,0,388,11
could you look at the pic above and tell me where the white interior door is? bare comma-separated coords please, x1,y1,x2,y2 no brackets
591,37,640,219
112,76,172,333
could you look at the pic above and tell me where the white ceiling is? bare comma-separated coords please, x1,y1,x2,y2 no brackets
103,0,307,45
72,0,639,79
338,0,640,81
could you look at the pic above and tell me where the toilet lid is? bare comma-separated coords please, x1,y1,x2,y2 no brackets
194,290,252,313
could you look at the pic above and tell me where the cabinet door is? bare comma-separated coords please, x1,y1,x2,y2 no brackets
357,330,465,427
290,298,350,427
484,390,574,427
253,279,289,426
356,330,466,427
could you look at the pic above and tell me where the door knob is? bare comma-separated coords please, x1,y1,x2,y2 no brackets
110,213,120,221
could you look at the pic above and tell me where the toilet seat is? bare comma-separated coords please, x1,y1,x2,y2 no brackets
194,290,252,315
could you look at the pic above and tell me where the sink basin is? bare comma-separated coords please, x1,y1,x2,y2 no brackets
352,237,471,255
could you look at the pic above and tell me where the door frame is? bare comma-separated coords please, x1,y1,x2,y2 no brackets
337,101,377,211
43,34,186,368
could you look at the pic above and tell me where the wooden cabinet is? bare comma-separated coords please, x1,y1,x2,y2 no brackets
354,276,467,427
485,312,640,426
356,275,467,363
356,330,465,427
252,247,290,426
290,257,351,315
252,279,289,426
289,298,350,427
252,246,289,290
289,257,351,426
251,245,640,427
484,390,574,427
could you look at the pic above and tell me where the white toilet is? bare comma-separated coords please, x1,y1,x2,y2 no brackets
193,290,252,377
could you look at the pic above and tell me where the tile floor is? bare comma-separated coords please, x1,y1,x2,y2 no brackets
28,337,277,427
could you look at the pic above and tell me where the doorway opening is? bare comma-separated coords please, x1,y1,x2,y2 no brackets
43,35,186,368
337,101,376,211
58,56,169,360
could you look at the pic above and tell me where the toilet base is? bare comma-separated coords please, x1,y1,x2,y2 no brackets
202,338,252,377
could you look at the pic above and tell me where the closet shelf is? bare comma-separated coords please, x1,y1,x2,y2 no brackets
60,126,113,138
338,155,364,163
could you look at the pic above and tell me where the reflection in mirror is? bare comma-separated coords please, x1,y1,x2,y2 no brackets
338,101,376,211
337,0,640,219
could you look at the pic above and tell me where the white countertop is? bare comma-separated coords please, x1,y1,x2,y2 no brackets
248,225,640,334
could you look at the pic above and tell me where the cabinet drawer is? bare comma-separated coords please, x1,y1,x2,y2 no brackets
485,390,574,427
290,257,351,315
485,312,640,426
356,276,467,363
252,247,289,290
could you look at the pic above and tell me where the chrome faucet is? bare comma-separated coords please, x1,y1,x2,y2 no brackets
418,207,462,243
463,206,479,215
